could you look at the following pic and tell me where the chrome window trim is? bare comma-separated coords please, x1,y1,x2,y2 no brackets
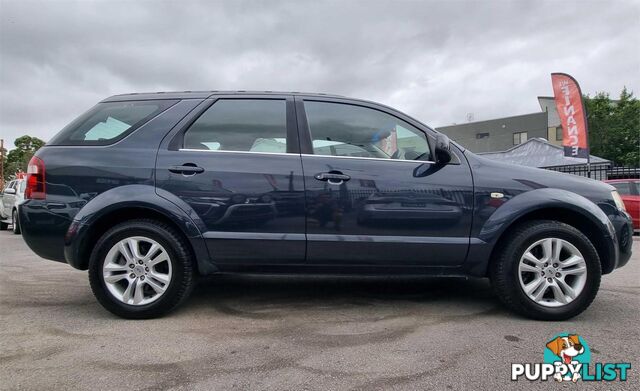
301,153,436,164
177,148,436,163
178,148,297,157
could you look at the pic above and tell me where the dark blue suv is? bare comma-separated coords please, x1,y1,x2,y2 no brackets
19,91,633,319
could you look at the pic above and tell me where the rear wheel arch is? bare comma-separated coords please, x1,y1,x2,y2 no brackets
486,207,613,276
76,207,199,272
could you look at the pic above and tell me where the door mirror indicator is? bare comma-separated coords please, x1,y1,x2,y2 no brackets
435,133,452,165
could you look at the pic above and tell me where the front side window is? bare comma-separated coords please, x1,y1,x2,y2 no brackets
48,100,177,146
304,101,431,161
183,99,288,153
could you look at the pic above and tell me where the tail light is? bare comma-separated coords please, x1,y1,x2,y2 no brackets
25,156,46,200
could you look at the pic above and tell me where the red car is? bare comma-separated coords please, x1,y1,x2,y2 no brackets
605,179,639,231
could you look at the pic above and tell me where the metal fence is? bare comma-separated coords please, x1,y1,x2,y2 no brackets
545,164,640,180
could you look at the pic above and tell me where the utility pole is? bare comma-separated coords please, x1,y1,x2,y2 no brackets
0,138,4,190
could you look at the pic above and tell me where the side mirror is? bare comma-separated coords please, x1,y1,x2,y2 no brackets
434,133,452,165
4,188,16,195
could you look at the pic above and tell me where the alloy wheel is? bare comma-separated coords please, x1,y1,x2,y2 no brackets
518,237,587,307
102,236,172,305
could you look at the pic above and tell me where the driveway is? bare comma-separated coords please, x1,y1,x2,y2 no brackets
0,232,638,390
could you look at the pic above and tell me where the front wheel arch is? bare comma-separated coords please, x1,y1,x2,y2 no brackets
486,207,613,276
489,219,601,320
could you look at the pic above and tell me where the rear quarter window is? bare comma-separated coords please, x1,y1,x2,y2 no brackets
48,100,177,146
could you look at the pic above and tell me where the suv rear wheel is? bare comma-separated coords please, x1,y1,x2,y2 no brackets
490,220,601,320
88,219,195,319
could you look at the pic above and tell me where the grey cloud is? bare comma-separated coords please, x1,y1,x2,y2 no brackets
1,0,639,149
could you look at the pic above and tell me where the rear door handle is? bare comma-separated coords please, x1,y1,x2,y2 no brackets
169,164,205,175
314,172,351,185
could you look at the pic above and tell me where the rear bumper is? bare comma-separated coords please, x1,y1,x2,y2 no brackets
19,200,70,263
63,219,89,270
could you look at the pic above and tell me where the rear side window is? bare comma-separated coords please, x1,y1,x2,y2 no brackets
48,100,177,146
182,99,288,153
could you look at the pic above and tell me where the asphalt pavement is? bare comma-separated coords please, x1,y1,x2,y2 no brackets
0,231,638,390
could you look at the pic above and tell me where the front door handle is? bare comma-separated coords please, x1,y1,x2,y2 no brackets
169,164,205,175
314,172,351,185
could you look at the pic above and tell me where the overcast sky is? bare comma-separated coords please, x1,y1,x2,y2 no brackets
1,0,638,149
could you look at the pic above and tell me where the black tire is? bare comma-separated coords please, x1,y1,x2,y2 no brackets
88,219,195,319
12,209,21,235
490,220,601,321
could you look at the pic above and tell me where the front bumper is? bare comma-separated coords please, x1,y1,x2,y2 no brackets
608,211,633,272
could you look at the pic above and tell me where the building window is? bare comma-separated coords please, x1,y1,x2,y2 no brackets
476,132,490,139
513,131,528,145
555,127,563,141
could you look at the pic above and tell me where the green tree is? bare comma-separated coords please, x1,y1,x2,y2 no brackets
585,87,640,167
3,135,46,181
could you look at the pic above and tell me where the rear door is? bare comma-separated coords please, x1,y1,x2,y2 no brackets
296,97,474,266
155,95,307,265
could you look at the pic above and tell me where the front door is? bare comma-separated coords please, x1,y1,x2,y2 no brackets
156,97,306,265
297,99,474,266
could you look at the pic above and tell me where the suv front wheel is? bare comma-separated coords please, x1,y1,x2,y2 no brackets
88,219,195,319
490,220,601,320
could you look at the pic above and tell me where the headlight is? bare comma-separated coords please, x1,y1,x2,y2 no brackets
612,190,626,212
